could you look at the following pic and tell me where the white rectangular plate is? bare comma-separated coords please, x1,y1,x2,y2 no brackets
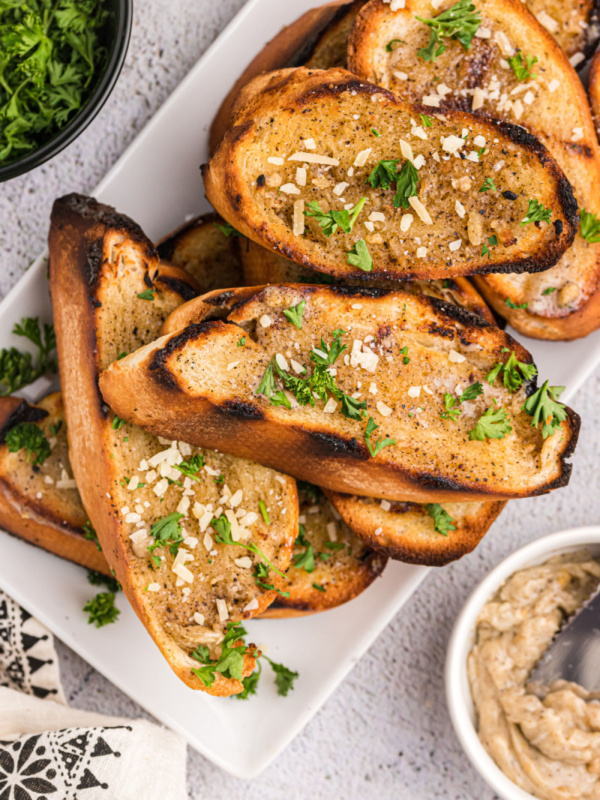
0,0,595,779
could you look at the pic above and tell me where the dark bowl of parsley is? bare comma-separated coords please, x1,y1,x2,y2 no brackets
0,0,133,182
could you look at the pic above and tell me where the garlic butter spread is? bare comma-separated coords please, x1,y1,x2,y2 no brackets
468,551,600,800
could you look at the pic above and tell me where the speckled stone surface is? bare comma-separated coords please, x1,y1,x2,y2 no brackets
1,2,599,797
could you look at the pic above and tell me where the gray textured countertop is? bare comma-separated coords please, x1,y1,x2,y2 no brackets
1,2,599,797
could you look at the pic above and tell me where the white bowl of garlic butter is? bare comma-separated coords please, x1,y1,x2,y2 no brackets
445,525,600,800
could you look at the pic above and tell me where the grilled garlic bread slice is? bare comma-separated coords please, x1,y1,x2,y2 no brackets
241,239,497,324
589,48,600,140
326,491,505,565
348,0,600,339
100,284,579,503
204,67,577,283
0,393,109,574
157,212,244,291
49,194,297,695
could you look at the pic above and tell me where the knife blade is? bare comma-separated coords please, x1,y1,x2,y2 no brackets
529,585,600,691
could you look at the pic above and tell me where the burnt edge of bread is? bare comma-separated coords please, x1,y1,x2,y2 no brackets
155,274,198,302
218,72,578,279
156,212,222,261
0,401,48,444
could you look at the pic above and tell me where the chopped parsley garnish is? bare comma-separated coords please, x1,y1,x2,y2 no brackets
367,159,419,209
84,592,120,628
312,582,326,592
305,198,367,237
236,661,262,699
293,524,316,573
111,415,126,430
0,317,57,396
580,209,600,243
283,299,306,329
521,199,552,226
0,0,109,166
440,381,483,420
117,351,128,360
191,621,250,688
147,512,184,559
347,239,373,272
136,289,156,301
83,520,101,551
425,503,457,536
87,569,120,593
416,0,481,62
542,287,557,295
265,656,299,696
481,235,498,259
522,380,567,438
508,52,538,82
486,351,537,392
259,500,270,524
49,421,62,435
214,222,246,239
419,113,433,127
175,453,204,481
237,336,246,347
212,514,285,579
386,38,405,51
505,297,529,310
479,177,497,193
364,416,396,457
371,127,381,137
5,422,51,466
214,474,225,485
253,562,289,597
400,345,410,365
469,406,513,440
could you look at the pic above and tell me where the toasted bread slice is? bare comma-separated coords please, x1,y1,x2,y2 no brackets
157,213,244,291
49,194,298,695
526,0,599,60
327,491,505,565
348,0,600,339
204,66,577,283
263,481,387,615
241,239,497,324
589,48,600,138
210,1,367,153
0,393,110,575
100,283,579,503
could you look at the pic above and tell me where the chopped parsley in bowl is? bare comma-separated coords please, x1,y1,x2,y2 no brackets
0,0,132,180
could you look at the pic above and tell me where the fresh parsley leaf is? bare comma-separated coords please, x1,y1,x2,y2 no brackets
400,345,410,365
425,503,457,536
83,520,101,551
283,299,306,329
340,394,368,421
136,289,156,301
264,656,299,696
505,297,529,310
371,127,381,137
191,621,249,687
237,336,246,347
312,582,326,592
235,661,262,700
542,287,557,295
174,453,204,481
366,159,419,209
214,222,246,239
293,543,315,573
367,158,400,191
148,512,184,558
0,317,57,396
440,392,461,420
49,421,62,435
87,569,120,593
84,592,120,628
111,415,126,430
347,239,373,272
364,416,396,457
460,381,484,402
507,52,538,82
305,198,367,237
580,209,600,243
481,234,498,259
486,351,537,392
522,380,566,438
270,390,292,409
256,360,276,398
479,177,497,193
117,351,128,360
5,422,51,466
416,0,481,62
259,500,270,524
386,38,405,51
521,199,552,226
212,513,285,578
469,406,513,440
419,113,433,127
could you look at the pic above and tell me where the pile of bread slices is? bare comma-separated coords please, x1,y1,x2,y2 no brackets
3,0,598,696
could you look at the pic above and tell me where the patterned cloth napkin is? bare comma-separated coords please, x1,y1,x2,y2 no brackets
0,590,188,800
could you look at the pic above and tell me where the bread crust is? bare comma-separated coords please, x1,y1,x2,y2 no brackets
349,0,600,339
49,194,273,696
204,67,577,283
327,491,506,565
101,284,579,503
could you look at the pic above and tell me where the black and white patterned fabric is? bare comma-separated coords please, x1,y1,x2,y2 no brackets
0,591,187,800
